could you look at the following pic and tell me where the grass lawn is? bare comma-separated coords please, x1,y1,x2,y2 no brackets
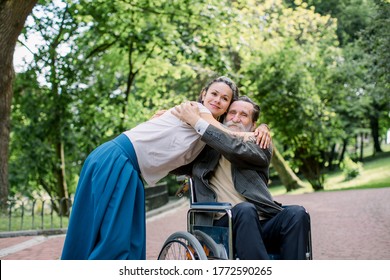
324,154,390,191
269,147,390,196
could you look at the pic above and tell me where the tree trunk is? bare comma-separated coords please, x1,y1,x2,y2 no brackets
338,138,348,166
370,112,382,155
328,143,337,171
55,141,70,215
0,0,38,205
271,145,306,192
296,150,324,191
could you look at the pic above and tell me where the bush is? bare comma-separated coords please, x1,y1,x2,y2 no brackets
341,156,363,180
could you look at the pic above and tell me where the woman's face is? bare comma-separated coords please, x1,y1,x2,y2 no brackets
201,82,233,118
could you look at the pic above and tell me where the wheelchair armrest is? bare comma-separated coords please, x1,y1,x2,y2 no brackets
190,202,232,211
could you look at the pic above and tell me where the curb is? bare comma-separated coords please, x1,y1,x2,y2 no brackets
0,235,64,258
0,229,67,239
0,197,189,259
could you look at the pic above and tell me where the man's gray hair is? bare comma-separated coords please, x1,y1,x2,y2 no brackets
236,96,260,122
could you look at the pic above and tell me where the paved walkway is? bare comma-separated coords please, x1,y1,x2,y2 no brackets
1,187,390,260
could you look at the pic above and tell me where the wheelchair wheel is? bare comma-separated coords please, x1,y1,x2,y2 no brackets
157,231,207,260
193,230,228,259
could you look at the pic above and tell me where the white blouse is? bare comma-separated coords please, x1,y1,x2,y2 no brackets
124,103,210,186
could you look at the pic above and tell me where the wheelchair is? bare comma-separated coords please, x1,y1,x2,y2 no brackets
157,176,313,260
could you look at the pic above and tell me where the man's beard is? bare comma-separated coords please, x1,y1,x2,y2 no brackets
223,120,253,132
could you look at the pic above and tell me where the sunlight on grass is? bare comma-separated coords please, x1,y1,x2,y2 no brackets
270,149,390,196
324,156,390,191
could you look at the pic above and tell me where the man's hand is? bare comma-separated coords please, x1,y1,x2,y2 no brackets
254,124,272,149
171,101,201,127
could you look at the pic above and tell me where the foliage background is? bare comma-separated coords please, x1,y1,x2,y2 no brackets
9,0,390,202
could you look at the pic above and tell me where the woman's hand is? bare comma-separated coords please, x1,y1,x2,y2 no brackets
171,101,200,127
254,124,272,149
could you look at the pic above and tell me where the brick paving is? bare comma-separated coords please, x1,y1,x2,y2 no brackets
1,187,390,260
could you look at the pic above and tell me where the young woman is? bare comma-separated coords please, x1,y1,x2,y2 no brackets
61,76,269,260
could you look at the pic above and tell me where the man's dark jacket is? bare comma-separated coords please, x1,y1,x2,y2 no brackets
174,124,283,226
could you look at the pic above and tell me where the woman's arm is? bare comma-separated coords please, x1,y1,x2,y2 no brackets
151,103,271,146
172,101,256,142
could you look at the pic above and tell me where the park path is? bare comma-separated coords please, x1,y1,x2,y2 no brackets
1,187,390,260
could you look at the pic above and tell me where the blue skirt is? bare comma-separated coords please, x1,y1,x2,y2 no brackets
61,134,145,260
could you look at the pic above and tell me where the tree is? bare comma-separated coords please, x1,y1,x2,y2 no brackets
359,0,390,154
235,0,341,190
10,0,244,202
222,0,312,191
11,1,84,214
286,0,375,46
0,0,38,204
293,0,388,155
9,0,387,199
74,0,235,132
271,145,307,191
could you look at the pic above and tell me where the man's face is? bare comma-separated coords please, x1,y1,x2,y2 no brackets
223,100,256,132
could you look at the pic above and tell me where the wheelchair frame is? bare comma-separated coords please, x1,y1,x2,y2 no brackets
157,176,313,260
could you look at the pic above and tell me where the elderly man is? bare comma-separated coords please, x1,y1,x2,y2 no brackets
174,96,310,260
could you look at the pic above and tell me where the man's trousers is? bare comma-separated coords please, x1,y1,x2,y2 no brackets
213,202,310,260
